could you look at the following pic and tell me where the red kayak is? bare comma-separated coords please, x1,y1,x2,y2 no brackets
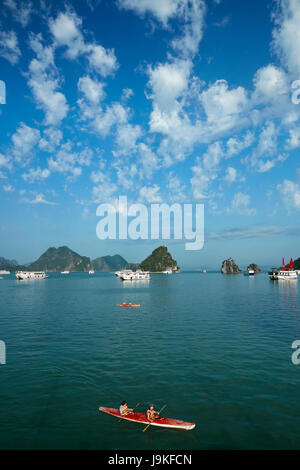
117,303,140,308
99,407,195,431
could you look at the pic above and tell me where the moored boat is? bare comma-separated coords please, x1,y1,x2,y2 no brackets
119,269,150,281
245,269,255,276
269,258,298,280
99,407,195,430
0,270,10,275
16,271,46,280
61,270,70,274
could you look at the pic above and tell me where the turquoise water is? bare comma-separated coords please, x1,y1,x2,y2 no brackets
0,272,300,450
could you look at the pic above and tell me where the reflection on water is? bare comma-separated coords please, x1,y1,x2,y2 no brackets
121,280,150,288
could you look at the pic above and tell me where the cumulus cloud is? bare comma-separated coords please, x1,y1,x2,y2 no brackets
3,184,14,192
3,0,33,27
0,30,21,64
139,184,162,203
224,167,237,185
78,75,105,104
225,131,254,158
277,178,300,210
171,0,206,59
47,142,93,179
0,153,12,170
11,123,40,164
22,167,50,183
28,34,69,126
191,142,223,199
49,11,118,76
229,192,256,216
137,143,160,179
148,60,191,112
252,64,288,104
39,127,63,152
272,0,300,77
116,0,182,25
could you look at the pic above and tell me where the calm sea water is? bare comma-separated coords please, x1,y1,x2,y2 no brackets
0,272,300,450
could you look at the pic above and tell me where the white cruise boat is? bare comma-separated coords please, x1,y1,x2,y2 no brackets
120,269,150,281
269,258,298,281
115,269,132,277
0,270,10,275
16,271,46,280
245,269,255,276
269,269,298,280
61,270,70,274
162,269,172,274
89,270,95,274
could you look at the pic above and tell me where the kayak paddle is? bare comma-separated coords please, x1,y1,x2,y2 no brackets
142,404,167,433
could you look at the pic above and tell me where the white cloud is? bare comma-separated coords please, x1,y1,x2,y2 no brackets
48,142,93,178
245,121,287,173
224,167,237,185
23,193,57,205
78,75,105,104
167,172,187,202
171,0,206,59
11,123,40,164
285,127,300,149
0,30,21,64
137,143,160,179
49,11,85,59
225,131,254,158
191,142,223,199
252,65,288,103
114,123,142,155
39,127,63,152
148,61,190,112
92,178,118,202
272,0,300,77
139,184,162,203
49,11,118,76
116,0,182,25
230,192,256,216
86,44,118,77
277,179,300,210
201,80,249,127
3,184,14,192
22,167,50,183
28,34,69,126
3,0,33,27
0,153,12,170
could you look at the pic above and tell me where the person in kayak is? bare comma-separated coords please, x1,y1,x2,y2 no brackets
119,401,134,416
146,404,160,421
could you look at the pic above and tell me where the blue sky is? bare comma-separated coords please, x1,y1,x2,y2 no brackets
0,0,300,268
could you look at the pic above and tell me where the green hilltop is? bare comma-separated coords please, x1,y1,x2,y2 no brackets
140,245,179,272
28,246,92,272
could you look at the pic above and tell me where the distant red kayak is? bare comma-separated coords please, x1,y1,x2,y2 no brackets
117,303,140,308
99,407,195,431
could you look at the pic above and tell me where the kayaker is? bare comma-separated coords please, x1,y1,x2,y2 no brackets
146,404,160,421
119,401,133,416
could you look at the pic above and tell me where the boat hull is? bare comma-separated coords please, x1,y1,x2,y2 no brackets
99,407,195,430
15,271,46,280
117,304,140,308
